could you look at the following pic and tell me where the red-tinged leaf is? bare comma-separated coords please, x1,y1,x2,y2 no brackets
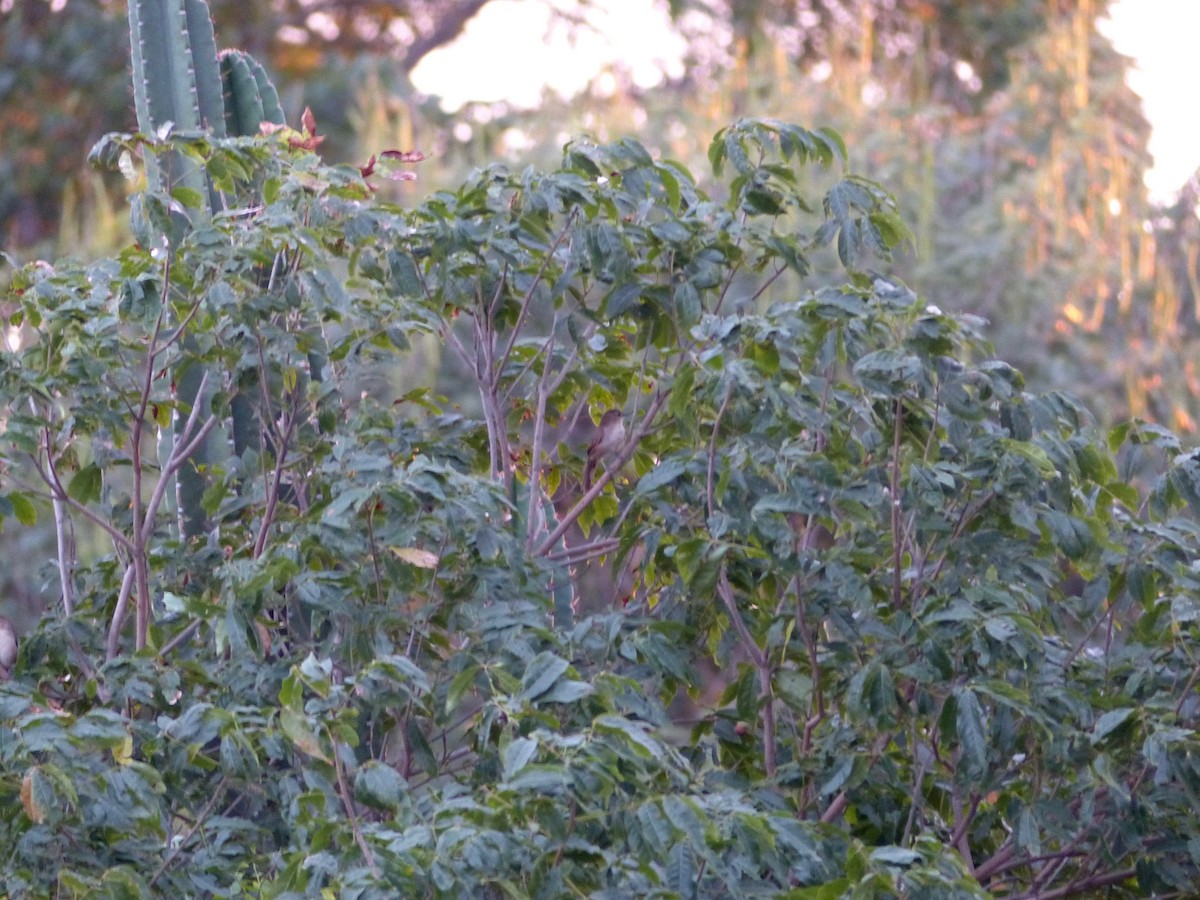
359,154,377,177
301,106,316,135
21,767,52,824
381,149,427,163
288,133,325,151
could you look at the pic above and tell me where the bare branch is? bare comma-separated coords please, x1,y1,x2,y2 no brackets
717,567,776,776
496,211,577,376
20,454,133,553
525,312,563,550
254,397,301,559
546,537,621,565
158,617,203,659
52,493,75,616
330,729,381,877
890,397,904,610
106,564,137,662
820,791,847,823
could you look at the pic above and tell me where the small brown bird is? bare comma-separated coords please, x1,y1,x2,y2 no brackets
0,616,17,680
584,408,625,490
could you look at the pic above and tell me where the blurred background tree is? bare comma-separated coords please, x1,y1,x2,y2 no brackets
0,0,493,251
2,0,1198,609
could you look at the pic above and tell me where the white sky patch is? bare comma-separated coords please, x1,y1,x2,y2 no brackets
410,0,685,110
1101,0,1200,203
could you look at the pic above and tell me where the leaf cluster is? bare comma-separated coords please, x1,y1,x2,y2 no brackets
0,118,1196,898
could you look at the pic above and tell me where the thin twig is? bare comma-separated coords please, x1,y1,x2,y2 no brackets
253,399,299,559
22,452,133,552
546,537,621,565
717,568,777,776
158,617,203,659
149,776,229,887
331,737,381,877
525,313,560,550
890,397,904,610
495,212,576,374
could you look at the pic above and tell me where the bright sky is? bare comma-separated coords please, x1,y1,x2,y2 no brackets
410,1,685,109
1101,0,1200,202
412,0,1200,204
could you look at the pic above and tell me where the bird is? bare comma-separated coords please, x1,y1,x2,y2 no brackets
0,616,17,680
584,408,625,490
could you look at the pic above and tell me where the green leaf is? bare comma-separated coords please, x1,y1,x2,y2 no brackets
708,128,728,175
170,185,205,210
1091,708,1136,745
1016,806,1041,855
870,846,921,867
354,760,408,812
538,679,593,704
279,708,328,762
446,664,481,712
955,688,987,780
66,464,102,505
9,492,37,526
519,652,571,703
632,457,688,498
404,718,438,776
502,736,539,780
788,879,852,899
853,349,923,395
594,714,663,760
815,126,848,167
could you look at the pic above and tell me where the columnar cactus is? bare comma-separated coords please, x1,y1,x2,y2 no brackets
219,49,286,137
127,0,287,538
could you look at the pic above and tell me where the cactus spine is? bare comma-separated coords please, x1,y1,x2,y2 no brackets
128,0,286,538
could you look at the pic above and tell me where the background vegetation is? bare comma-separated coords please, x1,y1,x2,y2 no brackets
2,1,1200,896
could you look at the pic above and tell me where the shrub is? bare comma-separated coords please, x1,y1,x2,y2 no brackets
0,118,1198,897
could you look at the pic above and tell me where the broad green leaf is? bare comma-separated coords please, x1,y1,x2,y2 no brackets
354,760,408,812
502,736,539,780
955,688,987,780
404,718,438,777
279,708,328,762
594,714,663,760
1091,708,1136,745
8,492,36,526
67,463,102,505
21,766,55,824
390,546,439,568
632,457,688,498
519,652,571,703
870,846,920,867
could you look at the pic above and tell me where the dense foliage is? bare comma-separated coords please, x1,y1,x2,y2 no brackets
1,114,1199,897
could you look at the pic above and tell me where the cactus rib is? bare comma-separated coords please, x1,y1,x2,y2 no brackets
220,49,286,136
129,0,226,135
127,0,293,540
